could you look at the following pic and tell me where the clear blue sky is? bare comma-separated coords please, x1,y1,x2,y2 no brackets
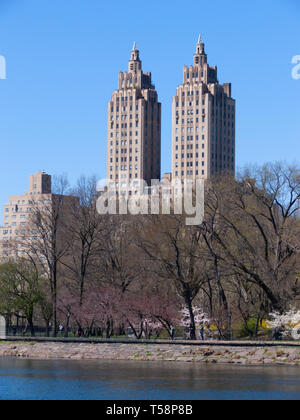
0,0,299,216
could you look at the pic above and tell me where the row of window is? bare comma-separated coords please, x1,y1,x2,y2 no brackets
175,161,205,168
185,72,204,80
110,156,138,162
109,149,140,157
4,202,50,213
175,135,205,142
174,170,205,177
5,213,28,220
176,117,206,125
10,200,28,205
1,238,37,246
175,99,235,111
111,123,137,130
175,126,206,134
176,101,201,107
110,173,139,180
1,223,28,234
109,140,139,147
4,222,26,228
111,105,139,113
110,165,139,171
175,144,205,151
114,96,139,103
1,227,36,235
176,109,205,116
178,91,205,98
5,207,27,213
110,130,139,138
111,114,139,121
175,152,205,159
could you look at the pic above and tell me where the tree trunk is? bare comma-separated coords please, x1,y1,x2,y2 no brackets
185,294,196,340
106,319,111,339
45,322,50,337
64,313,70,338
52,266,57,338
28,317,35,337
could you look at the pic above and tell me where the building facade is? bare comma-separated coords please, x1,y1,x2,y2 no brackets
172,36,235,180
0,172,52,261
107,43,161,189
0,172,77,262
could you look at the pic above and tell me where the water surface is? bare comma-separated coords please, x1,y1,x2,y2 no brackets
0,358,300,400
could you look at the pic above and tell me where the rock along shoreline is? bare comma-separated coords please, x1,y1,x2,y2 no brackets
0,340,300,366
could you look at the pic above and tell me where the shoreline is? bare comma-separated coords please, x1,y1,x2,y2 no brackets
1,340,300,366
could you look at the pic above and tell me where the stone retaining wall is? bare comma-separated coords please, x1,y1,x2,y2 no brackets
1,341,300,366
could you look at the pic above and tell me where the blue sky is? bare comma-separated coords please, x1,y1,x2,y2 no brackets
0,0,299,216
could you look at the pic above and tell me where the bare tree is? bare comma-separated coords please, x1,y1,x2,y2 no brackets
204,162,300,313
136,214,208,340
61,175,107,306
28,174,73,336
100,215,144,294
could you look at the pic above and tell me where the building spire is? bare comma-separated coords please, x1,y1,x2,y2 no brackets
195,34,205,55
129,41,141,73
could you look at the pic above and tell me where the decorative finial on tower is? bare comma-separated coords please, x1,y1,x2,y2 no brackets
132,41,137,51
195,34,205,56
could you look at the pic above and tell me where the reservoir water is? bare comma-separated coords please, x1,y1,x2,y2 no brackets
0,358,300,400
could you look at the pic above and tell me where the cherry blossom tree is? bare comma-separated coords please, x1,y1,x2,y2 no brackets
267,308,300,340
180,306,210,328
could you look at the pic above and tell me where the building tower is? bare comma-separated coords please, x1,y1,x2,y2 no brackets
107,43,161,189
172,36,235,180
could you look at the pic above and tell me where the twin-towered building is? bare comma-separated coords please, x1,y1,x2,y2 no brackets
0,37,236,261
107,37,236,185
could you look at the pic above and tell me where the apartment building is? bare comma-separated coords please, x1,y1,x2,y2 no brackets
107,42,161,189
172,36,236,180
0,172,76,262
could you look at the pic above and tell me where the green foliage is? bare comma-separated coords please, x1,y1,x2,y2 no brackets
238,318,267,338
0,260,45,324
